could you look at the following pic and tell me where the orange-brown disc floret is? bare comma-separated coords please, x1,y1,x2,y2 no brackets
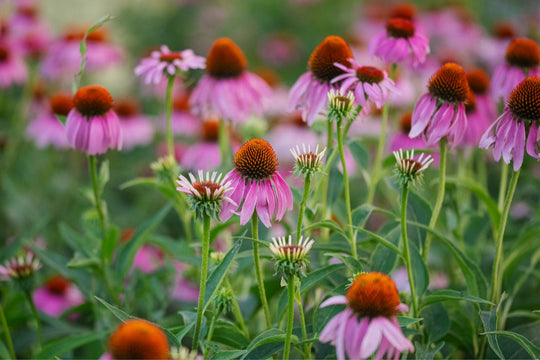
159,52,183,62
193,180,221,197
466,68,490,95
73,85,114,117
505,38,540,68
202,118,220,141
386,18,415,39
114,98,141,118
108,319,169,360
400,112,412,133
308,36,353,82
206,38,247,79
356,66,384,84
508,77,540,121
234,138,278,180
63,27,108,43
493,21,516,39
46,275,70,295
428,63,469,103
390,2,416,21
50,93,74,116
346,272,401,318
173,92,190,112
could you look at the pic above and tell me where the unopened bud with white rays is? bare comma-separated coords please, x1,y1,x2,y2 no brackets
393,149,434,187
290,144,326,177
270,235,314,283
327,89,357,123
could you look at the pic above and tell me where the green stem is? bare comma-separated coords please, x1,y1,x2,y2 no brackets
401,185,418,318
295,285,310,358
225,277,247,336
89,155,106,237
25,290,42,351
336,121,357,259
193,215,211,352
0,301,16,359
205,307,222,344
296,175,312,242
165,75,175,159
218,119,231,168
252,214,271,329
490,169,520,305
497,162,509,213
283,277,296,360
319,121,334,239
423,138,447,263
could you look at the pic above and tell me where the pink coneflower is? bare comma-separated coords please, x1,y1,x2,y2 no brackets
134,45,205,85
114,98,154,150
409,63,470,147
0,41,27,88
7,1,51,59
288,35,354,125
65,85,122,155
320,272,414,360
369,17,429,67
491,38,540,102
467,68,496,125
332,58,399,109
190,38,271,123
181,119,222,171
26,92,72,148
480,77,540,171
220,138,293,228
32,275,85,317
40,27,123,80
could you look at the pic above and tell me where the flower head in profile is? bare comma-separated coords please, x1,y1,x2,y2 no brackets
134,45,205,85
394,149,433,186
108,319,169,360
409,63,469,147
220,138,293,227
0,251,41,281
480,77,540,171
327,89,357,123
290,144,326,178
65,85,122,155
491,38,540,101
288,36,354,125
369,17,429,67
176,170,236,219
320,272,414,360
190,38,271,123
332,58,399,109
270,235,314,283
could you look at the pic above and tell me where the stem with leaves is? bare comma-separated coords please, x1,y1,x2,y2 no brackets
423,137,447,263
490,169,520,305
252,214,272,329
193,215,211,352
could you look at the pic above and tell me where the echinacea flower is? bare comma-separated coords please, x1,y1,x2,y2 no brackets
134,45,205,85
327,89,357,123
26,92,72,148
0,41,28,88
369,17,429,67
32,275,85,317
394,148,434,186
462,68,496,146
190,38,271,123
288,36,354,125
320,272,414,360
220,138,293,227
409,62,470,147
332,58,399,109
114,98,154,150
0,252,41,281
108,319,169,360
270,235,314,281
181,119,222,171
176,170,236,219
491,38,540,102
290,143,326,177
480,77,540,171
65,85,123,155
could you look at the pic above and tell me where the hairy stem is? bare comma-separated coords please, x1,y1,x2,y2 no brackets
401,185,418,318
252,214,272,329
192,215,211,352
283,277,296,360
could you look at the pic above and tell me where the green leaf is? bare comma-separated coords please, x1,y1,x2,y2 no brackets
36,331,108,359
480,308,504,359
352,203,374,226
422,303,450,343
422,290,493,308
369,223,400,273
446,177,501,229
59,223,94,257
211,321,250,348
348,139,370,170
482,331,540,359
120,177,178,200
211,350,247,360
95,296,180,348
115,204,172,281
414,341,444,360
397,316,423,327
203,239,243,311
326,166,343,206
356,225,402,256
303,220,346,237
102,226,119,263
98,159,110,193
66,252,100,269
241,329,296,360
313,304,346,335
55,114,67,125
409,243,430,299
176,311,197,343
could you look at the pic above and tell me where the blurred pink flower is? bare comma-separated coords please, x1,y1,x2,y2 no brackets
33,275,85,317
26,92,72,149
0,40,27,88
171,261,200,303
114,98,154,150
